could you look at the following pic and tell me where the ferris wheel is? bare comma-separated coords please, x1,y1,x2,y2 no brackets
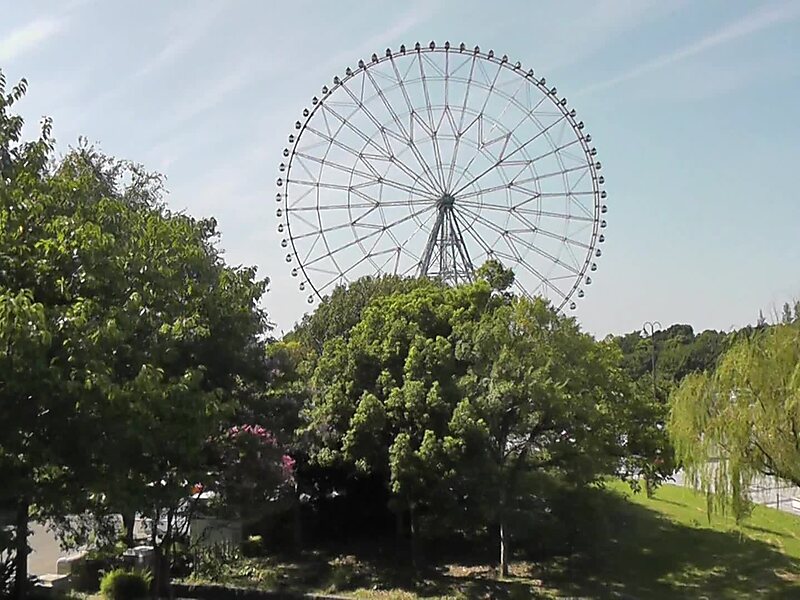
276,41,606,311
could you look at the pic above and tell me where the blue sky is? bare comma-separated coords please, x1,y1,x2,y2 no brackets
2,0,799,337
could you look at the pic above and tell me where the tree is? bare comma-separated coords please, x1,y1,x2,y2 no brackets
0,291,52,597
207,424,295,524
303,282,480,564
304,275,638,573
289,275,434,353
781,302,794,325
0,73,271,597
452,297,630,575
669,321,800,520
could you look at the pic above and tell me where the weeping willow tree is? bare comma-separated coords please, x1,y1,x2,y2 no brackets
669,321,800,520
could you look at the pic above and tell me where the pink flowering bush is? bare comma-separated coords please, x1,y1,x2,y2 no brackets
207,424,295,522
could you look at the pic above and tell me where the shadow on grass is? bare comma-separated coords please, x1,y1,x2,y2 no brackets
742,524,787,537
649,497,687,509
534,489,800,599
194,489,800,599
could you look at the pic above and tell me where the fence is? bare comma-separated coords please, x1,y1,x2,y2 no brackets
672,469,800,515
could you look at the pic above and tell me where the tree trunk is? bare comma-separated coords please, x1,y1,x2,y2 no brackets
13,499,28,600
409,503,419,570
499,520,509,577
122,511,136,547
164,509,174,600
394,509,404,551
150,508,159,600
292,487,302,552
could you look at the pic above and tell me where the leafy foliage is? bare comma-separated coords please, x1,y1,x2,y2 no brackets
302,278,646,570
670,321,800,519
206,424,295,523
0,72,280,593
610,323,731,493
100,568,153,600
289,275,438,352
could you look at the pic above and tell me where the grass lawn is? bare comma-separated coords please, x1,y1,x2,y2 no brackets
181,482,800,599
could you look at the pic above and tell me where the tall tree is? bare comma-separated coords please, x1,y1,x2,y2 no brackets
0,73,270,596
670,321,800,519
303,281,480,563
453,296,630,575
304,269,638,572
289,275,434,353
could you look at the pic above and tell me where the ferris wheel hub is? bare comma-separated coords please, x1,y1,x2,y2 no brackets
437,193,456,209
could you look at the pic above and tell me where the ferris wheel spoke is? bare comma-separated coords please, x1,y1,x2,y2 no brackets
456,204,580,276
446,54,479,190
452,112,570,196
319,102,394,164
476,55,505,118
454,215,495,261
416,51,437,137
384,206,439,264
569,166,590,192
286,185,315,210
416,51,448,191
483,244,562,301
293,151,391,187
505,205,593,251
288,209,319,232
505,163,593,198
293,220,353,241
304,122,437,197
364,67,414,143
386,54,447,194
288,178,424,202
457,181,521,200
302,203,437,268
508,137,584,182
450,115,524,190
522,206,591,222
482,75,528,147
302,231,323,263
337,77,403,154
375,247,402,274
320,101,404,171
502,248,566,301
456,200,595,225
287,197,433,215
315,247,397,293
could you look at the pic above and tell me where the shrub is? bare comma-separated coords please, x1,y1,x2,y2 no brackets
327,556,365,592
240,535,263,557
74,545,126,592
99,568,152,600
191,544,241,582
190,545,280,589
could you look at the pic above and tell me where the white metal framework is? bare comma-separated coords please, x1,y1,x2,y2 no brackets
276,42,607,310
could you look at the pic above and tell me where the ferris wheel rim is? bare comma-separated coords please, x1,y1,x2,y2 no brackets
277,42,606,310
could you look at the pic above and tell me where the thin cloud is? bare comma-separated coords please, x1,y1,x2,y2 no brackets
168,63,253,131
578,2,800,95
132,3,227,81
0,17,65,63
541,0,686,72
86,3,227,112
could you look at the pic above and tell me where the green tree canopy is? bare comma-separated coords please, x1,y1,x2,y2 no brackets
670,321,800,520
0,73,271,596
303,278,641,571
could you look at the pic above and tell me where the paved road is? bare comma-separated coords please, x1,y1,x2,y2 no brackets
28,522,67,576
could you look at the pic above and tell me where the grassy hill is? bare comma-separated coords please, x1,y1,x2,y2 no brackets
181,482,800,599
543,481,800,598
